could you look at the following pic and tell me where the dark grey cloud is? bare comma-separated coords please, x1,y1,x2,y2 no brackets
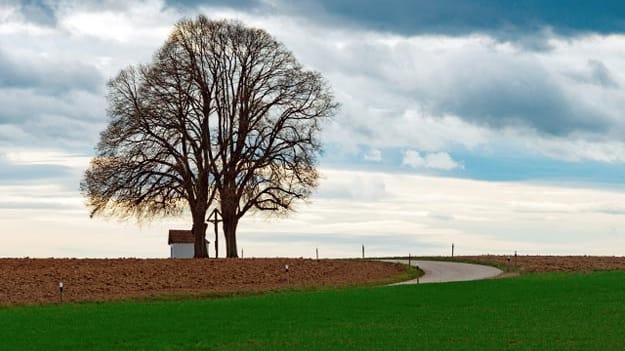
426,66,609,135
0,88,106,153
5,0,57,26
0,43,105,150
20,0,56,25
0,49,103,95
315,35,620,139
306,0,625,41
19,1,625,46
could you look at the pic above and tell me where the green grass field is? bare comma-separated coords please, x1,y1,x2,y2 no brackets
2,271,625,350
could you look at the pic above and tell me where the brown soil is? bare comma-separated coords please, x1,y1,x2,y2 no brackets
457,255,625,273
0,258,405,306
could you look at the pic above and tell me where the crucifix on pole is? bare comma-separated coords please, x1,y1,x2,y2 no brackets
206,209,222,258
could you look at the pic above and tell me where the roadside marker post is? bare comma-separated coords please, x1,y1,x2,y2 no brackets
316,248,319,260
408,253,411,266
59,282,64,303
285,264,289,284
362,244,365,259
451,243,455,257
415,266,419,284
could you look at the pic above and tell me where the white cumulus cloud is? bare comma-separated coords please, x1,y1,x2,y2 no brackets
402,150,460,170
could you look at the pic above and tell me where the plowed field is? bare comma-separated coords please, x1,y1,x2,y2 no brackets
0,258,405,306
458,255,625,273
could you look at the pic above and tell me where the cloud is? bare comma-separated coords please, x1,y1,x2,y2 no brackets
262,19,625,162
423,152,461,170
0,154,72,184
315,172,387,201
0,2,55,35
227,169,625,257
363,148,382,162
402,150,460,170
0,48,103,94
0,161,72,183
524,137,625,163
0,149,90,193
0,89,106,150
58,1,177,44
418,50,610,135
0,1,185,154
5,149,91,169
13,0,56,26
401,150,425,169
567,59,620,89
588,59,619,88
4,1,625,166
277,0,625,49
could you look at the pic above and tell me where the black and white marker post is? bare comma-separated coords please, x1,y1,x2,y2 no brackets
285,264,289,284
59,282,64,303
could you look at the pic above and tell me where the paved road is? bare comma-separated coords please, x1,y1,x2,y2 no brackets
383,260,503,285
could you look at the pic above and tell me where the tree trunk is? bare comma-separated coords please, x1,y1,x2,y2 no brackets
222,213,239,258
192,213,208,258
221,178,239,258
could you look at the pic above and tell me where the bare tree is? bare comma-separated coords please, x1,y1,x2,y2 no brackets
81,16,337,258
81,61,216,257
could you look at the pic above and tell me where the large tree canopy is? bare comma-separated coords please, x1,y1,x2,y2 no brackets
81,16,338,257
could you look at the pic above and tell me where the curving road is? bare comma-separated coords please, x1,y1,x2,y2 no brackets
383,260,503,285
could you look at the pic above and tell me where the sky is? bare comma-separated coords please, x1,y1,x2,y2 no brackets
3,0,625,258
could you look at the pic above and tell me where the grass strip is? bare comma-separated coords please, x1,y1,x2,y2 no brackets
1,270,625,350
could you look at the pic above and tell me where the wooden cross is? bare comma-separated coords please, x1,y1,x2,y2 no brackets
206,209,222,258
